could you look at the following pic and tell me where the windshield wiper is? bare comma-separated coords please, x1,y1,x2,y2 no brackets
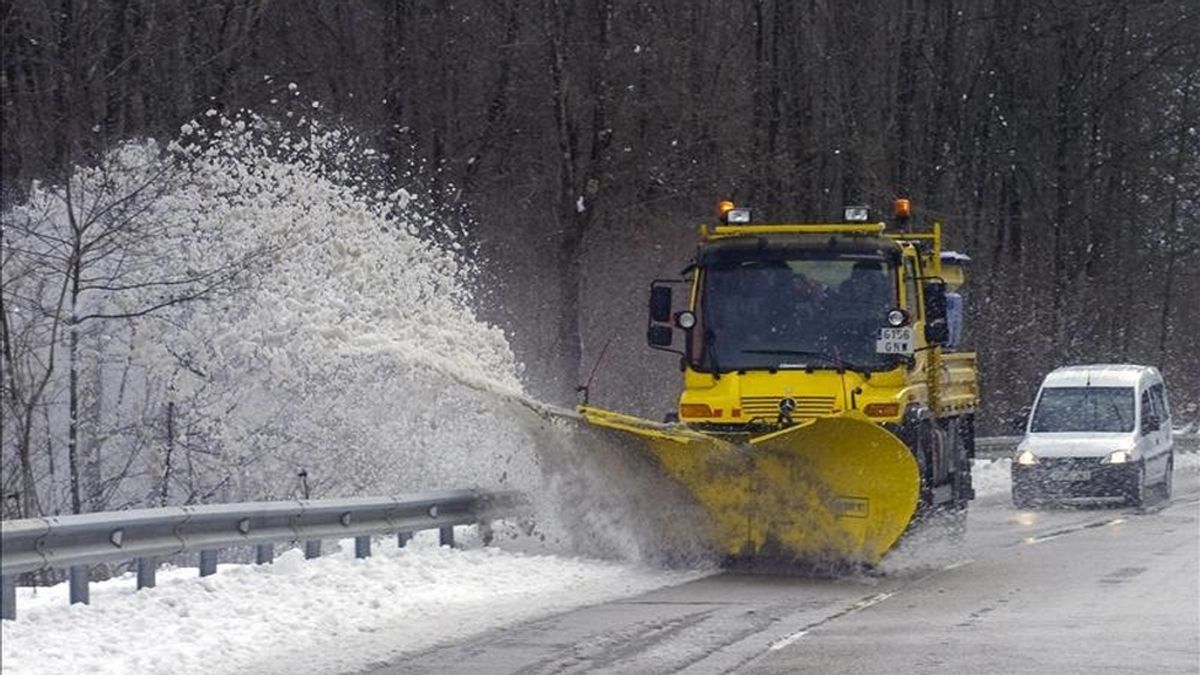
739,349,869,375
703,329,721,379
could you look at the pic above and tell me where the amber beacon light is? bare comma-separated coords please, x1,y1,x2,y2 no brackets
718,200,752,224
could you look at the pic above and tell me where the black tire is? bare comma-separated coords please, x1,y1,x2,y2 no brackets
1161,452,1174,501
1125,461,1147,508
1012,483,1038,509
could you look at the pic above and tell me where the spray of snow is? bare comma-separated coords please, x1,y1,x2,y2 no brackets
1,108,712,565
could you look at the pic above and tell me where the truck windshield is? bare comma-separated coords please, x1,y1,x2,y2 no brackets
1030,387,1135,433
692,253,900,372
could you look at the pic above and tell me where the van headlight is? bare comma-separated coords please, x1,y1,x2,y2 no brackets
1100,449,1133,464
1015,449,1039,465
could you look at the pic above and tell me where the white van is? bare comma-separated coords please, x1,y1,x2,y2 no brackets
1012,364,1173,508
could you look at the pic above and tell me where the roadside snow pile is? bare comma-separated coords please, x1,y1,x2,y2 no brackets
0,532,709,675
1177,451,1200,471
972,458,1012,497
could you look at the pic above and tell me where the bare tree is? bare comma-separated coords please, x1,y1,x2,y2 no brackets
1,143,261,514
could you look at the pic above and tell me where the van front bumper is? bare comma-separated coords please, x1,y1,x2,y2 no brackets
1012,458,1139,499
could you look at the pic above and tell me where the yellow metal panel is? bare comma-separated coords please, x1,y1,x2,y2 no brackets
703,224,886,240
747,418,920,563
578,407,919,564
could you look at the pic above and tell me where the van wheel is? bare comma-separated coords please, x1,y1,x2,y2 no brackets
1125,461,1147,508
1012,485,1038,509
1161,453,1174,501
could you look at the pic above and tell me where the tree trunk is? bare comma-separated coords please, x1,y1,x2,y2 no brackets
67,251,83,514
161,401,175,506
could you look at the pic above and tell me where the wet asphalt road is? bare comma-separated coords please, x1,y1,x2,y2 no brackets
368,462,1199,674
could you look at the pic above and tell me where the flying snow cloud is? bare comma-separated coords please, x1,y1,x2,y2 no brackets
1,107,712,565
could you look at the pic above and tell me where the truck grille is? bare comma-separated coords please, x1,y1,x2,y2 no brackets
740,396,836,420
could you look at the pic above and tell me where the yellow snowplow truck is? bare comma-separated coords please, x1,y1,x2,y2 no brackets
580,200,978,565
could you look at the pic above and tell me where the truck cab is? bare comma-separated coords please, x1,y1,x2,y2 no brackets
579,201,982,563
647,202,978,514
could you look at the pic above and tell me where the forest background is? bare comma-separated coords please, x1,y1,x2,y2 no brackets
3,0,1198,518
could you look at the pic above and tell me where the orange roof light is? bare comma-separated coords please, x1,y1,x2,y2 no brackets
894,198,912,218
718,200,736,217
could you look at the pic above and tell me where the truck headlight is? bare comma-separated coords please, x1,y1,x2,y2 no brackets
1015,449,1038,465
843,205,871,222
1100,450,1133,464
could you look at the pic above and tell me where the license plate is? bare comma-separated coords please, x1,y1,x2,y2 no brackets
875,327,915,355
1050,470,1091,482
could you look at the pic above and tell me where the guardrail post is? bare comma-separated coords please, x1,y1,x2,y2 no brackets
69,565,89,605
255,543,274,565
137,557,157,589
397,532,411,548
304,540,321,559
355,536,371,559
439,526,454,548
199,550,218,577
1,574,15,620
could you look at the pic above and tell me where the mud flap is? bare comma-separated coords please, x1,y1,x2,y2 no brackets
579,407,919,565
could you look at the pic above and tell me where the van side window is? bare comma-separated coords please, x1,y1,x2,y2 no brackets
1150,384,1169,425
1140,391,1156,435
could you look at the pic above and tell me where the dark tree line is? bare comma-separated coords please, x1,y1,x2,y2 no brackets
4,0,1199,432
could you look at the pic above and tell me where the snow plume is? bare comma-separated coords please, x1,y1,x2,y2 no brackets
3,109,711,567
145,111,535,499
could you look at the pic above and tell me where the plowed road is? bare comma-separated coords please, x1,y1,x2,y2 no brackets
368,462,1199,675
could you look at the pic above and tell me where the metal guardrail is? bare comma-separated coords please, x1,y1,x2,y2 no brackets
975,433,1200,460
0,489,518,621
975,436,1023,459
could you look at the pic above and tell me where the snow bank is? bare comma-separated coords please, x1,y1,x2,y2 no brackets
972,457,1013,497
0,533,708,675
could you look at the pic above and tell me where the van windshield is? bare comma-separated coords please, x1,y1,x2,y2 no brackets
1030,387,1135,433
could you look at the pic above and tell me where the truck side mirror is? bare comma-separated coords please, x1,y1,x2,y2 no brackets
647,325,673,347
649,286,672,323
648,280,687,354
923,280,949,345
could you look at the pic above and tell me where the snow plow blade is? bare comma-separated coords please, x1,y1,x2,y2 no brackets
579,407,920,565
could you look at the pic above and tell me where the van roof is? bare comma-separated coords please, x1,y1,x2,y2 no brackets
1041,364,1160,388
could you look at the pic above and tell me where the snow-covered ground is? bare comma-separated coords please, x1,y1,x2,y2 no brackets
0,529,708,675
972,456,1013,497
